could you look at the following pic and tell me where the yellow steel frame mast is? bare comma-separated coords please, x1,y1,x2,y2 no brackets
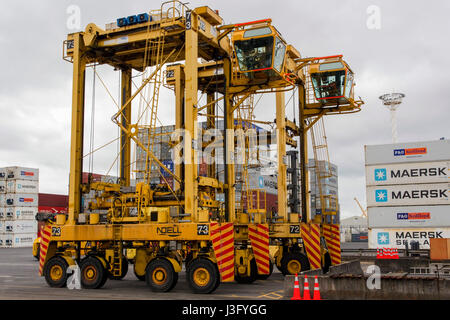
68,33,86,225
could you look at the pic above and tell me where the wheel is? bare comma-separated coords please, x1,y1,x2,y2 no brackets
145,258,177,292
322,252,332,274
257,259,274,280
134,265,146,281
213,264,221,291
187,258,219,294
108,257,129,280
80,256,107,289
280,252,310,275
44,256,69,288
235,258,257,284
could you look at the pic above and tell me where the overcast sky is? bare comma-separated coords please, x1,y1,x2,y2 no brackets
0,0,449,219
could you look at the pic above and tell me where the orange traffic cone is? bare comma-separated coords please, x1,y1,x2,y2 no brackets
303,275,311,300
312,275,321,300
290,274,302,300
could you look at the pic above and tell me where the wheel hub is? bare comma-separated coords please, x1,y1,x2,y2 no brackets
287,260,301,274
50,265,63,281
193,268,210,287
153,267,167,285
84,266,97,280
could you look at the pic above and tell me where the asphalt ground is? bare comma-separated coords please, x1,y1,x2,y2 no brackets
0,247,287,300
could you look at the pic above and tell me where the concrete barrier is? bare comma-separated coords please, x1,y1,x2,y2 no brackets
375,257,429,273
284,274,450,300
299,260,363,277
327,260,364,276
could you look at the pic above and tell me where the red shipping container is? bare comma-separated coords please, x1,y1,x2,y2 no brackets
82,172,102,184
39,193,69,207
241,191,278,213
38,206,68,214
160,176,174,188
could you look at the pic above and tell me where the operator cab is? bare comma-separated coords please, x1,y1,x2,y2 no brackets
231,19,290,83
309,55,354,106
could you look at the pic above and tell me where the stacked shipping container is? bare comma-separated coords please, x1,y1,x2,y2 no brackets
135,121,277,212
308,159,340,223
0,167,39,248
365,139,450,249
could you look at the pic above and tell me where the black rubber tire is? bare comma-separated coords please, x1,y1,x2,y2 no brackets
108,257,129,280
99,267,108,288
322,252,332,274
235,258,258,284
134,265,146,281
145,258,177,292
80,256,107,289
213,263,221,291
257,259,274,280
280,252,310,276
187,258,220,294
44,256,69,288
168,272,179,291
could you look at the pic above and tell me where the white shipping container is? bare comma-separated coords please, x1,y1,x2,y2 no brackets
366,183,449,207
368,205,450,228
4,193,39,207
0,180,5,193
365,140,450,165
366,161,449,186
2,220,37,233
0,168,6,180
0,233,37,248
6,180,39,194
248,174,278,195
5,166,39,181
6,207,38,220
368,227,450,249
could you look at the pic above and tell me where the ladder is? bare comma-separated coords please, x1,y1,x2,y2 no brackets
144,28,166,184
112,224,123,277
134,16,167,184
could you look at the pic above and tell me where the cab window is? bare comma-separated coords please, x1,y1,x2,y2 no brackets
234,36,274,71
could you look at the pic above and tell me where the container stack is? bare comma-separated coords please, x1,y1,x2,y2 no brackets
136,125,174,185
308,159,340,222
365,139,450,249
0,167,39,248
37,193,68,238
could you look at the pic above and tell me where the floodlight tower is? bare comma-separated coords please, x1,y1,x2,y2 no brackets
379,92,405,143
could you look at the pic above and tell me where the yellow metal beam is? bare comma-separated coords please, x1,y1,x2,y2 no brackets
174,65,185,192
184,12,199,220
298,85,311,223
68,33,86,225
223,58,236,222
120,68,132,186
276,91,287,221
